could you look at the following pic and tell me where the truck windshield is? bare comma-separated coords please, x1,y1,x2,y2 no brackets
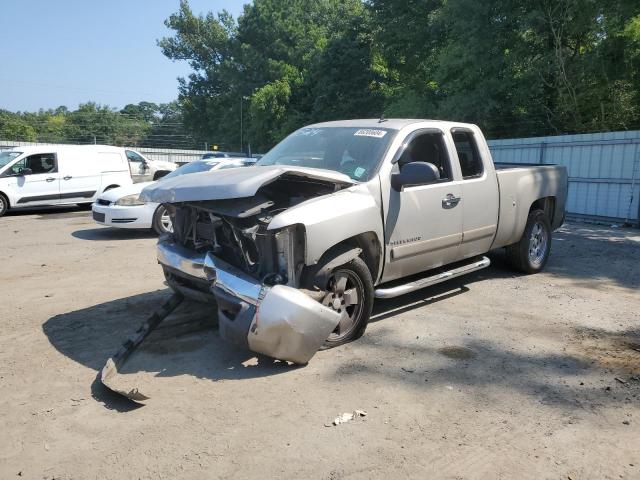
0,151,22,169
257,127,396,181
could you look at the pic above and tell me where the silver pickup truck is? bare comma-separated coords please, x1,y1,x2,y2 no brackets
141,119,568,364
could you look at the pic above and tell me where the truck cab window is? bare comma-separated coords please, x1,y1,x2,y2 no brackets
11,153,57,175
398,132,452,181
452,131,483,179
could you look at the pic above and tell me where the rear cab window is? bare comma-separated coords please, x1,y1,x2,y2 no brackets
452,130,483,179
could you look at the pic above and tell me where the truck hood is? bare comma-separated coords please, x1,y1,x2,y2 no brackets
139,165,355,203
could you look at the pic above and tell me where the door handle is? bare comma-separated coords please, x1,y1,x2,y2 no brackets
442,194,461,209
46,177,55,182
63,176,72,180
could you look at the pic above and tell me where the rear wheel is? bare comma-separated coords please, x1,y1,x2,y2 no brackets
152,205,173,235
506,209,551,273
318,257,374,348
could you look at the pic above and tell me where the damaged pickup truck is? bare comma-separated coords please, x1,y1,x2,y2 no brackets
140,119,568,364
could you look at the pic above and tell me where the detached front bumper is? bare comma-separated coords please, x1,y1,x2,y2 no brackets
157,241,340,364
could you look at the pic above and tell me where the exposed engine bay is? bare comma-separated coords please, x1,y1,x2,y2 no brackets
165,174,346,287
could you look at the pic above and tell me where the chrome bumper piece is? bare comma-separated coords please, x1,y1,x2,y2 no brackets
157,240,340,364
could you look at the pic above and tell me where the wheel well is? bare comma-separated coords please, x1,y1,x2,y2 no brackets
0,191,9,209
104,184,119,191
529,197,556,223
324,232,382,283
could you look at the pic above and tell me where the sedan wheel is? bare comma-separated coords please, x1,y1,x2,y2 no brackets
153,205,173,235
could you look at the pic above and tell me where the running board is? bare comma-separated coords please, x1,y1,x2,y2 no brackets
374,256,490,299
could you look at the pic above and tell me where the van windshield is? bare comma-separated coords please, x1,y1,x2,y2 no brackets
0,151,22,169
256,127,396,181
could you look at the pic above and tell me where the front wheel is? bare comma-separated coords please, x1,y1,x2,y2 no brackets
506,209,552,273
152,205,173,235
318,257,374,349
0,194,8,217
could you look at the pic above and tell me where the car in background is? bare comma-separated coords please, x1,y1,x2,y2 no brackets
201,151,248,160
91,158,253,234
124,149,177,183
0,145,133,217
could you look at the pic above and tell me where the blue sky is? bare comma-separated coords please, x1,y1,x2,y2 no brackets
0,0,247,112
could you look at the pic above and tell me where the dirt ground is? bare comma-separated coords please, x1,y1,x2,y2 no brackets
1,207,639,480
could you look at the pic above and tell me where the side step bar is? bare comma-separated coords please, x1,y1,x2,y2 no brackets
374,256,490,299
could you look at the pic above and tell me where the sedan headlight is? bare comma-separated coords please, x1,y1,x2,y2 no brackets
115,194,145,206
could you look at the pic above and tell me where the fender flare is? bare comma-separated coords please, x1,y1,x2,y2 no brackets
301,244,362,289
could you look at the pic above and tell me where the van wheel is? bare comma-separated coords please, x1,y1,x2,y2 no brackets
0,194,8,217
318,257,374,349
506,209,551,273
152,205,173,235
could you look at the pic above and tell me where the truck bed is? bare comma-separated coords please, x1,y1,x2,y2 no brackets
491,163,568,250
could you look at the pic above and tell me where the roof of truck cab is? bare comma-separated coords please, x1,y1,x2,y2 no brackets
305,118,479,131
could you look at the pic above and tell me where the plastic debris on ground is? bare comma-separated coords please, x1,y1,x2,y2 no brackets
325,410,368,427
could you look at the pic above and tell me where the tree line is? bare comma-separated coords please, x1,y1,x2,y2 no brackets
0,101,200,149
161,0,640,151
2,0,639,153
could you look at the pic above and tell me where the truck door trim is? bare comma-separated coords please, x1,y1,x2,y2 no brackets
391,232,463,261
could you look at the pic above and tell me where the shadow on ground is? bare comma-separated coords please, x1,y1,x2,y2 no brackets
72,227,157,241
43,290,301,409
5,205,90,219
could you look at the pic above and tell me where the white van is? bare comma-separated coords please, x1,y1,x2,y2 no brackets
0,145,135,217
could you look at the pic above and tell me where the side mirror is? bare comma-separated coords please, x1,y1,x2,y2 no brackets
391,162,440,191
18,167,33,176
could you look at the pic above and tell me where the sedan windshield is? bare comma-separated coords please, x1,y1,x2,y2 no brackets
0,151,22,169
162,160,219,179
257,126,396,181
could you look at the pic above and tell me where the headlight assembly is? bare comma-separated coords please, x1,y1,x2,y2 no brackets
115,194,145,206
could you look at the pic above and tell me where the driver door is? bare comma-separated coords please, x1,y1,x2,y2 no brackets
7,153,61,206
383,130,463,282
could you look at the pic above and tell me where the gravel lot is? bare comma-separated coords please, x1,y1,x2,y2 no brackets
1,207,639,480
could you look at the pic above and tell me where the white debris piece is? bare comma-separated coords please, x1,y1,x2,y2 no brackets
326,410,368,427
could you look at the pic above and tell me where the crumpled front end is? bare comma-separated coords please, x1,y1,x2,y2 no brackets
158,240,341,364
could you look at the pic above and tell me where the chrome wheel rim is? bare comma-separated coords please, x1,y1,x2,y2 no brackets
0,196,4,213
322,269,363,341
528,221,548,266
158,207,173,233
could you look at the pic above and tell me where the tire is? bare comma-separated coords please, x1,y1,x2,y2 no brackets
152,204,173,235
153,171,169,181
0,194,8,217
506,209,552,273
311,256,374,349
77,203,92,210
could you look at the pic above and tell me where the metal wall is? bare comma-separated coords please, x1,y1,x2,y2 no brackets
488,130,640,225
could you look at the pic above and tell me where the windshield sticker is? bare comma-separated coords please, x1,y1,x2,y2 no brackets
354,167,366,178
354,129,387,138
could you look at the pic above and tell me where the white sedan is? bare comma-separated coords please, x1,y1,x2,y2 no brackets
92,158,253,234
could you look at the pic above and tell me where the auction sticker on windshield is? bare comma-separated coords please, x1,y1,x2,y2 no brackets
354,129,387,138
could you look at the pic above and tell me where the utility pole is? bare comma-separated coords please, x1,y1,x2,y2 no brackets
240,96,243,153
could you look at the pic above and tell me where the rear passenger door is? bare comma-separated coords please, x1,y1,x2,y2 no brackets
451,128,499,259
5,153,61,206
